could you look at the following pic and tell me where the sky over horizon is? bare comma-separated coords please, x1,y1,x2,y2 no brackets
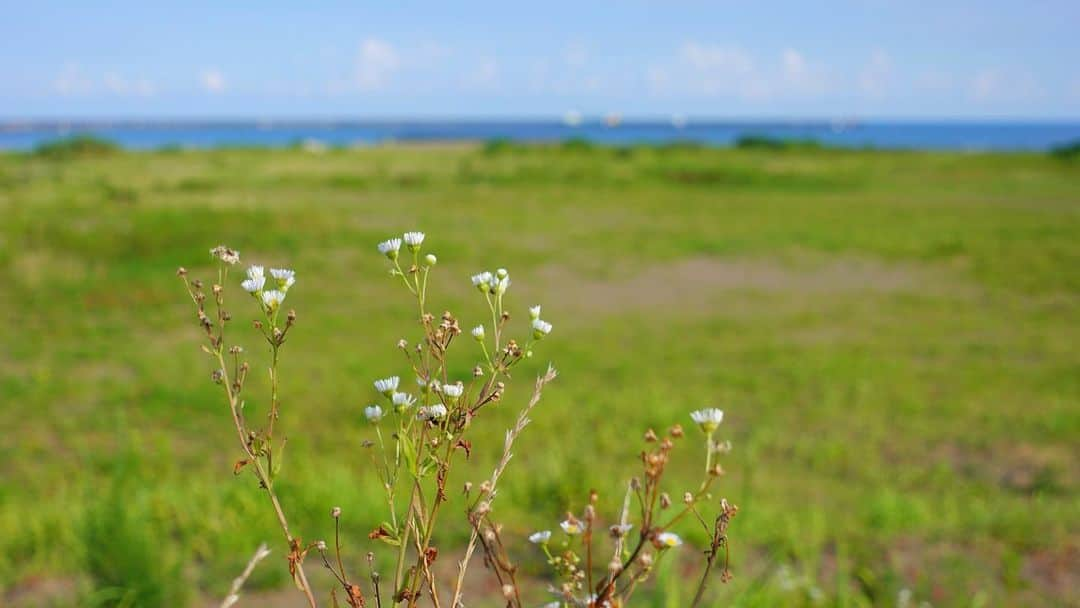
2,1,1079,120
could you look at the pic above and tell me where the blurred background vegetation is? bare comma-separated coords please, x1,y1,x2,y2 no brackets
0,139,1077,606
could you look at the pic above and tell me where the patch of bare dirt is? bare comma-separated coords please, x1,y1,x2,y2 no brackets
524,256,974,320
935,441,1077,495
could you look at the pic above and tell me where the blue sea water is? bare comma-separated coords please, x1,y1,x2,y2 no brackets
2,120,1079,152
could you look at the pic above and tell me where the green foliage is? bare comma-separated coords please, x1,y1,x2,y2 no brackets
482,137,520,155
31,135,120,160
1049,138,1080,160
734,134,824,150
0,143,1077,606
560,136,595,151
81,452,188,608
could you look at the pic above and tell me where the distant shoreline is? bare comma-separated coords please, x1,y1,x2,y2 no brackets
3,120,1079,152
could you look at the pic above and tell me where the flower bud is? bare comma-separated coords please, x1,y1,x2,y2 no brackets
424,253,437,266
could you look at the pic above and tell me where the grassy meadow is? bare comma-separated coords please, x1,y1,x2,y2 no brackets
0,140,1077,606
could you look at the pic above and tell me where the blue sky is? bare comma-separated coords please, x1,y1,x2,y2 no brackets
2,1,1078,119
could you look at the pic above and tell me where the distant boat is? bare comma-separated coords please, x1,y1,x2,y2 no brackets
671,114,688,129
604,113,622,128
563,111,583,127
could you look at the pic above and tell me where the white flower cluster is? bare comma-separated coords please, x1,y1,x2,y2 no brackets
471,268,511,296
240,264,296,313
527,304,553,340
377,231,428,261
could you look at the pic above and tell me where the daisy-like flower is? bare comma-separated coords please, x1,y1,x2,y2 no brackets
403,231,425,251
441,382,464,401
210,245,240,265
247,265,265,280
560,519,585,535
529,305,542,320
261,290,286,312
270,268,295,291
471,325,485,341
690,408,724,434
241,274,265,294
494,275,510,296
471,271,493,291
374,376,400,397
364,404,383,423
656,532,683,548
532,318,553,340
378,238,402,260
392,392,416,410
529,530,552,544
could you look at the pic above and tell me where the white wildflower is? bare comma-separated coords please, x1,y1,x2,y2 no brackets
494,275,510,295
392,392,416,410
374,376,400,397
690,408,724,434
364,405,383,423
656,532,683,548
529,530,552,544
418,403,448,421
528,305,541,320
442,382,464,401
270,268,295,291
560,519,585,535
378,238,402,260
261,289,285,312
403,231,425,251
531,318,552,339
471,271,493,291
246,265,264,280
471,325,485,341
241,275,265,293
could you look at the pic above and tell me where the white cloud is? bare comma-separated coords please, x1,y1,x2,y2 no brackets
104,72,156,96
200,69,226,93
355,38,400,90
54,63,94,95
970,68,1044,103
859,50,892,98
54,64,155,97
648,42,833,100
781,48,829,96
462,56,499,89
677,41,763,98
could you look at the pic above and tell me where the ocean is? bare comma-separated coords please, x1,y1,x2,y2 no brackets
2,120,1079,152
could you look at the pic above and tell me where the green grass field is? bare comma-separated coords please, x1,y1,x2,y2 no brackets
1,141,1077,606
